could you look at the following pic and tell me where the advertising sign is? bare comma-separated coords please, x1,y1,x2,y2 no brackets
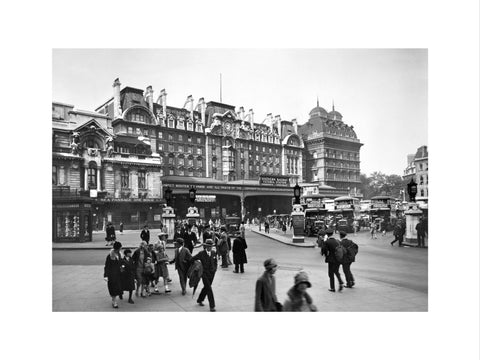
259,175,290,187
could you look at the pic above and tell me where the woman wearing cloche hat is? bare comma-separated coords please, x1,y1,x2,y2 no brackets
283,271,317,312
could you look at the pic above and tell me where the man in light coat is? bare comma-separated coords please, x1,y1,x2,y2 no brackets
170,238,192,295
255,258,280,311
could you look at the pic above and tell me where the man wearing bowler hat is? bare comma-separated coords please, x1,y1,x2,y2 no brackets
169,238,192,295
321,228,345,292
191,239,218,311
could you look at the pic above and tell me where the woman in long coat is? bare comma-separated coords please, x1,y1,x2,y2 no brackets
120,248,136,304
232,234,248,273
104,241,123,308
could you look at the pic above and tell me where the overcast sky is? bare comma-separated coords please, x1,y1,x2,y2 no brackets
52,49,427,176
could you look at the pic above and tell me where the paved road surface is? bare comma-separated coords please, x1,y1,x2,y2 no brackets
53,229,427,311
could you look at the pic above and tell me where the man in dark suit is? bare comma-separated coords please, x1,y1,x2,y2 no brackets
184,225,197,254
140,224,150,244
321,229,344,292
339,231,357,288
170,238,192,295
191,239,217,312
255,258,279,311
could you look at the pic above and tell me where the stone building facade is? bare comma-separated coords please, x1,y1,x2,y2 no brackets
298,101,363,196
403,145,428,198
52,78,360,240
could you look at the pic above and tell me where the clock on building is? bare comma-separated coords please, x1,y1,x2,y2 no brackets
223,121,233,134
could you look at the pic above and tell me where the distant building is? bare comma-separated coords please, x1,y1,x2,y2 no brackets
297,100,363,197
402,145,428,198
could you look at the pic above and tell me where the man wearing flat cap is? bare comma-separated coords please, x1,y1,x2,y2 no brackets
191,239,218,311
321,229,345,292
170,238,192,295
255,258,281,311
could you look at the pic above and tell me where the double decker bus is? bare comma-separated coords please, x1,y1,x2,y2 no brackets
369,195,397,231
333,196,361,233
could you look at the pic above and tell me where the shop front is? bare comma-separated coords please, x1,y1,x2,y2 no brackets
52,194,93,243
94,198,165,231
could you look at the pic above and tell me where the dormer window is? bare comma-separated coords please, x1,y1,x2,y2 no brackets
187,121,193,131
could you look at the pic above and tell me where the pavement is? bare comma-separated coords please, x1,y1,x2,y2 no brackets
52,227,428,312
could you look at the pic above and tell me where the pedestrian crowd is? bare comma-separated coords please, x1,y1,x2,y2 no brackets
103,214,426,311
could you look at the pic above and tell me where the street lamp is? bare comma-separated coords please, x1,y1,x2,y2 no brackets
293,183,301,204
407,179,417,202
189,186,197,205
164,186,172,206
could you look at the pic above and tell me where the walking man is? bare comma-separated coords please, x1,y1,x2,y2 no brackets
255,258,281,311
217,226,229,268
140,224,150,245
339,231,358,288
184,225,197,254
391,221,404,247
191,239,217,312
170,238,192,295
321,229,344,292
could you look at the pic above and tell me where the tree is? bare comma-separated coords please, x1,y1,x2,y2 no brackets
360,172,405,199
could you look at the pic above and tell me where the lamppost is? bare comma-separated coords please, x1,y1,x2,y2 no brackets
293,183,301,204
407,179,417,202
186,186,199,227
164,186,172,207
404,178,422,246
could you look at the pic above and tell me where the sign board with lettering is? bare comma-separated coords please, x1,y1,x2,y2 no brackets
258,175,290,187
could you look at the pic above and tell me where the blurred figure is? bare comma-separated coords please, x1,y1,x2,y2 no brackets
283,271,317,312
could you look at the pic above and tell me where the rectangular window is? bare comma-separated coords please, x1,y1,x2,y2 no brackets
188,136,192,143
158,143,163,151
188,146,193,153
136,128,141,135
168,134,173,141
168,144,174,152
187,122,193,131
255,146,259,152
87,168,96,189
159,168,164,176
121,170,129,188
197,137,201,144
188,158,194,167
158,131,163,139
179,134,183,141
262,147,265,152
52,165,58,185
138,171,146,189
178,145,184,153
178,169,184,176
178,158,184,166
128,127,133,134
169,169,174,175
168,157,173,165
143,129,149,136
197,147,202,155
212,160,217,168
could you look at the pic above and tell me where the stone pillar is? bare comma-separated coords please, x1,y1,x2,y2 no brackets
97,168,101,191
240,195,245,221
84,167,88,190
162,206,176,243
404,203,423,246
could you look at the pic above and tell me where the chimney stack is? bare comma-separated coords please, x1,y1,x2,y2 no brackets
198,97,206,126
145,85,154,113
157,89,167,118
112,78,122,119
274,115,281,132
292,118,298,134
249,109,254,128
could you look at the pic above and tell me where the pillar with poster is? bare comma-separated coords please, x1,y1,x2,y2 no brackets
291,183,305,243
